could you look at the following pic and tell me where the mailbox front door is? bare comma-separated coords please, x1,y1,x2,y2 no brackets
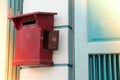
15,26,41,61
75,0,120,80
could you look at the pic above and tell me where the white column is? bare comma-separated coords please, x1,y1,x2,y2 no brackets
0,0,8,80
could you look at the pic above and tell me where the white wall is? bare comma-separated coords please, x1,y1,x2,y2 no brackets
20,66,69,80
0,0,8,80
20,0,71,80
53,28,68,64
23,0,68,26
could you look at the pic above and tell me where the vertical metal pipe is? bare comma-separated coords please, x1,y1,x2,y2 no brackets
15,0,18,15
95,55,98,80
10,0,14,32
103,55,107,80
118,55,120,80
108,55,112,80
89,55,93,80
20,0,23,13
8,0,11,8
11,0,14,9
9,0,12,27
13,0,16,15
7,1,12,80
98,55,102,80
93,55,96,80
113,54,117,80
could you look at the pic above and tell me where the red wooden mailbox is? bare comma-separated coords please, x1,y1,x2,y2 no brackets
9,12,59,66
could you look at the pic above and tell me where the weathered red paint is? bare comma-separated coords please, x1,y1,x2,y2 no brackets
9,12,57,66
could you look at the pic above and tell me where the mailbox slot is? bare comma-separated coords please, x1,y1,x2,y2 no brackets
22,20,36,26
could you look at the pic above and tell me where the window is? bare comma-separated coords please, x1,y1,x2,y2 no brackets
88,0,120,41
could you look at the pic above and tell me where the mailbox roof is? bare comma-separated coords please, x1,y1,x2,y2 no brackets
9,12,57,19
